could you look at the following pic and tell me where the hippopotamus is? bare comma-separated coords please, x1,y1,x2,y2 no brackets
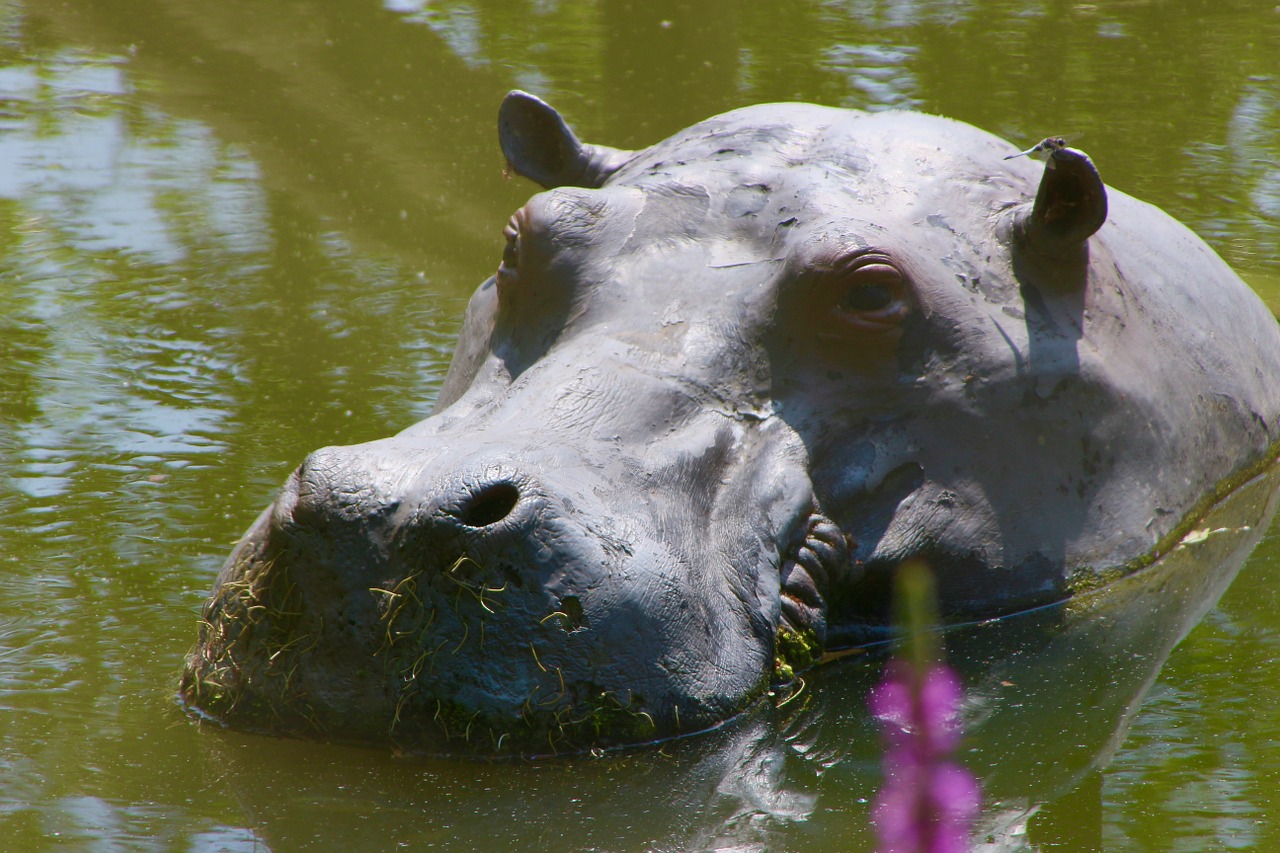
180,92,1280,755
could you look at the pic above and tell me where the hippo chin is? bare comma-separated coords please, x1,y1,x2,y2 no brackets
181,92,1280,755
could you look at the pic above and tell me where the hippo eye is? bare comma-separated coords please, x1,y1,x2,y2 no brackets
832,261,909,331
497,214,520,282
841,280,894,312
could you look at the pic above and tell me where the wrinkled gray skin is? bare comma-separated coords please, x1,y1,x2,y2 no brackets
181,92,1280,754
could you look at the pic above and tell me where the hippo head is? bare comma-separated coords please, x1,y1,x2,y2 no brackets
181,93,1280,754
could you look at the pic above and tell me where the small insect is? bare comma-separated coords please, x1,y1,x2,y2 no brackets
1003,135,1072,161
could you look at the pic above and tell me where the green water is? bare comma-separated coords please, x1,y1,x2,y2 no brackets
2,1,1279,850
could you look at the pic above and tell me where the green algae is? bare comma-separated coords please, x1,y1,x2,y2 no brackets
773,624,821,684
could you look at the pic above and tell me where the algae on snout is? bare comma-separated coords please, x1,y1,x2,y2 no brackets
180,555,317,728
773,624,821,684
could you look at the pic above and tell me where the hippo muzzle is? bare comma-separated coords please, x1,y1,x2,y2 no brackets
183,327,831,752
182,92,1280,754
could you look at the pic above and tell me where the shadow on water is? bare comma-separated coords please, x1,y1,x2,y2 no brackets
197,467,1280,852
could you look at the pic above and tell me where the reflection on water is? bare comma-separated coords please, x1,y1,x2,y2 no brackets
0,54,267,265
1103,543,1280,851
2,1,1280,850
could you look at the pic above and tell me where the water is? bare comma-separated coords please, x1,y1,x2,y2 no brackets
1,1,1279,849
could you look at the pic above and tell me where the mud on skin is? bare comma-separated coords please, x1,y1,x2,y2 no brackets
181,92,1280,755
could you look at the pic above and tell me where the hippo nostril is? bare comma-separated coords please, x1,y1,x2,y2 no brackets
459,481,521,528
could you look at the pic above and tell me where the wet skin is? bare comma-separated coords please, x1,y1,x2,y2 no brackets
181,92,1280,755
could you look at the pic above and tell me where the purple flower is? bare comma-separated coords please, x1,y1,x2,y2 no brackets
870,659,981,853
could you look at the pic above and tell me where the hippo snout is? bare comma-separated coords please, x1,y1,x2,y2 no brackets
182,429,805,754
285,445,537,568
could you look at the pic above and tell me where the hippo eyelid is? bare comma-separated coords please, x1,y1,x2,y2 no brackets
497,212,523,285
812,250,912,333
502,214,520,245
838,262,907,311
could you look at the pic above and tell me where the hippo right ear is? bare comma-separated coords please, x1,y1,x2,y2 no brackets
1014,147,1108,261
498,90,635,189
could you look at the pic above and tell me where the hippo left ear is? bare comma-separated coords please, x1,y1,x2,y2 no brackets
1015,148,1108,260
498,90,635,189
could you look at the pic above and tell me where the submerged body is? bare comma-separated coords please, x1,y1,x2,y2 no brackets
181,93,1280,754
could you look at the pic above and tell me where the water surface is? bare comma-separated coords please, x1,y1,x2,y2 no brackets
2,1,1280,850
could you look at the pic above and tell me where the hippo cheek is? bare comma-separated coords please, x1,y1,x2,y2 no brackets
180,440,807,754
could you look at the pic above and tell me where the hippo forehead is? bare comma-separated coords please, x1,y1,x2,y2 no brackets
508,104,1041,336
502,104,1046,374
608,105,1028,229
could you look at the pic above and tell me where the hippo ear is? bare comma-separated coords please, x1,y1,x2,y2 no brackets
498,90,635,189
1015,148,1108,260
